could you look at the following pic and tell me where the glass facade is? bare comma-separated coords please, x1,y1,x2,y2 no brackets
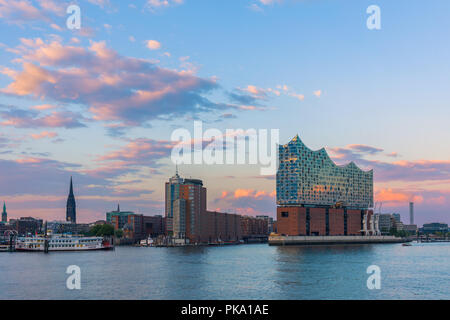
276,135,373,209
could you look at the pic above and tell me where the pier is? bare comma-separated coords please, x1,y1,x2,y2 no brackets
414,235,450,243
0,230,17,252
268,235,407,246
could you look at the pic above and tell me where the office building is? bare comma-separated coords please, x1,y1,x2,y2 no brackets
165,170,207,239
394,221,404,231
421,223,448,234
403,224,418,233
377,213,394,234
392,213,401,223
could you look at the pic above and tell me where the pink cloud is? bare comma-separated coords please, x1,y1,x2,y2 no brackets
1,39,233,126
375,188,423,205
0,0,67,26
0,108,86,129
213,188,276,218
30,131,58,140
31,104,57,110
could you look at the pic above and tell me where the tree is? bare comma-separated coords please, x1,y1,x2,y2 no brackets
389,228,408,238
89,224,114,237
114,229,124,239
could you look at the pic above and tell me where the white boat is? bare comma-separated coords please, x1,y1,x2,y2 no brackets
15,235,114,252
139,237,154,247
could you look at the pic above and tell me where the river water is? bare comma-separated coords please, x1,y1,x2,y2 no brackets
0,242,448,300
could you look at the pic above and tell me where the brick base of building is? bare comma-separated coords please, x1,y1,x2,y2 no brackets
276,206,372,236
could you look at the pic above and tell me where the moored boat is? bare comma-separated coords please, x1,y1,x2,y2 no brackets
139,237,154,247
402,243,412,246
15,235,114,252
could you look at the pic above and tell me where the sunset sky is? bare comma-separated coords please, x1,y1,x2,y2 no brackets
0,0,449,225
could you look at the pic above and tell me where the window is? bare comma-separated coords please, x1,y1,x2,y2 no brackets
281,212,289,218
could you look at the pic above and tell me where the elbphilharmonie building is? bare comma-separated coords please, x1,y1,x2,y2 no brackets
276,135,376,237
276,135,373,209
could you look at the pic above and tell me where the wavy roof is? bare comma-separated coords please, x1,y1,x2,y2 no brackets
284,134,373,174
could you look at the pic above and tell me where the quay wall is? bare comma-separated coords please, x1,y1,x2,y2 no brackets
269,235,407,246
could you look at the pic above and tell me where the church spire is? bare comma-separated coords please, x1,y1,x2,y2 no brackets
69,176,74,195
66,176,76,223
1,201,7,223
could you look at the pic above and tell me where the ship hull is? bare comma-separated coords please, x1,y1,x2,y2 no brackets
15,246,114,252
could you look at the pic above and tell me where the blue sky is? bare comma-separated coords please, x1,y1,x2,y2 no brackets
0,0,449,225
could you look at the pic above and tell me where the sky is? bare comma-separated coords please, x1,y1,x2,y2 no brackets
0,0,449,226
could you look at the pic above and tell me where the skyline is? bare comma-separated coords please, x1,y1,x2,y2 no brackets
0,0,449,225
1,154,446,227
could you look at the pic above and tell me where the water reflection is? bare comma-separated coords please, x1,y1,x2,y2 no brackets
0,243,448,300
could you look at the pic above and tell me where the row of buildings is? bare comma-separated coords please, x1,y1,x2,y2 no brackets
163,170,272,244
2,134,447,240
0,176,273,242
104,172,273,244
377,213,418,234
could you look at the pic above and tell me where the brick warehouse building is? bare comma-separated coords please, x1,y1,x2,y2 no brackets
165,171,268,243
107,206,165,241
276,135,375,236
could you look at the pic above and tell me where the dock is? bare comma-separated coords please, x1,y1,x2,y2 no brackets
268,235,408,246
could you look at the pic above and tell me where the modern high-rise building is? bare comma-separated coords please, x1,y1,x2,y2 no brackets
164,171,259,243
409,202,414,225
276,135,376,236
165,170,206,240
1,201,7,223
66,177,76,223
377,213,394,234
277,135,373,208
392,213,401,223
